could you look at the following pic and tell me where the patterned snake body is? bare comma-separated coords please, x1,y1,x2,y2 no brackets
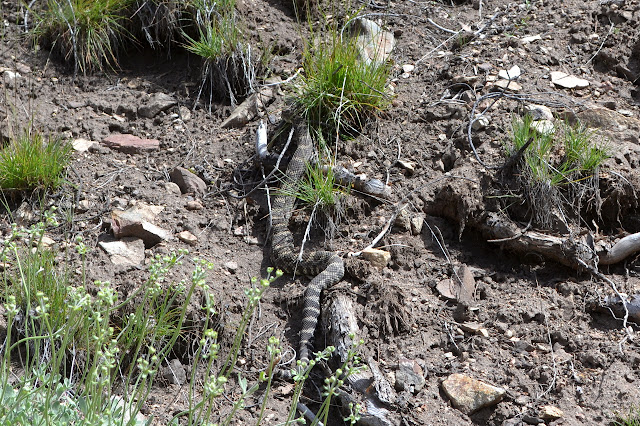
271,121,344,365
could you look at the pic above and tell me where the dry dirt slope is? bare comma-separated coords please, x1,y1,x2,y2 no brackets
2,0,640,424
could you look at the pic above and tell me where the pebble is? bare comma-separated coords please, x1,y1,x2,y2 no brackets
361,247,391,269
72,138,96,152
177,230,198,246
402,64,415,73
410,215,424,235
224,261,239,272
550,71,589,89
164,182,182,195
498,65,521,80
540,405,563,420
186,200,204,210
395,358,425,393
441,373,505,414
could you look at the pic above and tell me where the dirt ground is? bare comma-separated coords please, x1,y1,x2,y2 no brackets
2,0,640,424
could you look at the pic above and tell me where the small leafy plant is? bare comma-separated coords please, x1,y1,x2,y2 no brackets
0,128,72,191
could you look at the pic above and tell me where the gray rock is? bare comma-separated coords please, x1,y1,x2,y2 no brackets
224,261,239,272
524,104,554,121
99,237,145,266
162,359,187,385
349,18,395,66
221,85,275,128
138,93,177,118
441,373,505,414
395,358,425,393
170,167,207,195
550,71,589,89
164,182,182,195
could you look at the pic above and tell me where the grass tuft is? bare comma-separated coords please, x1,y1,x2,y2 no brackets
183,0,255,108
293,27,391,139
505,114,610,229
0,128,72,191
31,0,134,75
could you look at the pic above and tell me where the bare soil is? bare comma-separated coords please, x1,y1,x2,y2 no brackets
2,0,640,424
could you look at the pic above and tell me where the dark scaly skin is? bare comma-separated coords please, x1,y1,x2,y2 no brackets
271,121,344,366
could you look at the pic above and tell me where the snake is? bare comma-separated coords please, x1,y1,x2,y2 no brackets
270,120,345,368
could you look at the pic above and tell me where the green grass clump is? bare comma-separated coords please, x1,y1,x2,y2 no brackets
0,129,72,191
615,406,640,426
294,31,391,139
505,114,609,229
31,0,134,74
183,0,255,108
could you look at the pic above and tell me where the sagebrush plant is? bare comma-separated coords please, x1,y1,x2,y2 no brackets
506,114,609,229
31,0,135,74
0,128,72,191
183,0,256,108
292,13,392,140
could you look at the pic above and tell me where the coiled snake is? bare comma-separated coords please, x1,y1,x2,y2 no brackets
270,121,345,368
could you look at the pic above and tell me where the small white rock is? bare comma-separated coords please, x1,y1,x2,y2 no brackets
524,104,554,121
498,65,521,80
72,138,96,152
550,71,589,89
402,64,415,73
530,119,555,135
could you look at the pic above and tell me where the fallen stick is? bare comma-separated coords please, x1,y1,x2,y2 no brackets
598,232,640,265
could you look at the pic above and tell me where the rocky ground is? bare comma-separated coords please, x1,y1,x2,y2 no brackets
2,0,640,424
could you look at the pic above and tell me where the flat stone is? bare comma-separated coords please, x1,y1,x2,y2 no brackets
111,205,171,248
72,138,96,152
550,71,589,89
520,34,542,43
441,373,505,414
138,92,177,118
540,405,563,420
498,65,521,80
170,167,207,195
490,79,522,91
361,248,391,269
224,261,239,272
395,358,425,393
99,237,145,266
177,230,197,246
101,134,160,154
530,119,555,136
524,104,554,121
164,182,182,195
